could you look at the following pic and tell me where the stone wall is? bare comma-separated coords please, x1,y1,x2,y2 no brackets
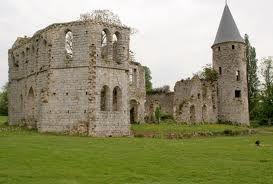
145,92,174,122
129,62,146,123
173,76,218,123
8,19,146,136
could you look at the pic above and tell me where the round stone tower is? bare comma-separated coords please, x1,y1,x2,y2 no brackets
212,4,249,125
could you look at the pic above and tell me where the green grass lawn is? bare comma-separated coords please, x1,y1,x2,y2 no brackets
0,116,273,184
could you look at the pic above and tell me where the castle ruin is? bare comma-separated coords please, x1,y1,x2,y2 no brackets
8,12,146,136
8,5,250,137
146,5,249,125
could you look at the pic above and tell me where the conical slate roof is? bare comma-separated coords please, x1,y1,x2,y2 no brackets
213,5,244,46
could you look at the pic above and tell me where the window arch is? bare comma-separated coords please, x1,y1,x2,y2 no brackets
100,85,110,111
28,87,35,116
113,86,122,111
65,30,73,58
101,29,110,60
112,31,122,64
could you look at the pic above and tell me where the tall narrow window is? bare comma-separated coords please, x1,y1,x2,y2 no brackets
232,45,235,50
236,70,240,81
219,67,222,75
113,32,122,64
113,86,122,111
129,68,133,84
101,29,109,59
133,69,137,83
65,31,73,58
28,87,35,116
101,30,107,47
218,47,221,51
100,85,110,111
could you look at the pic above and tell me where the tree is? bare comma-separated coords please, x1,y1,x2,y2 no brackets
199,64,218,81
244,34,260,119
143,66,153,93
79,10,123,26
0,83,8,116
259,57,273,125
149,85,170,95
78,10,138,35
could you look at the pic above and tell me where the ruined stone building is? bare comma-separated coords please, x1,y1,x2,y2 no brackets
146,5,249,125
8,4,249,137
8,13,146,136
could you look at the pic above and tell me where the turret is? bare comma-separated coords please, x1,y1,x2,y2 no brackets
212,4,249,125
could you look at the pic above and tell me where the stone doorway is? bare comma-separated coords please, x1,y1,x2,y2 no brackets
130,100,138,124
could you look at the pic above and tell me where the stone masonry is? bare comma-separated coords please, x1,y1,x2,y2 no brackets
8,4,250,136
145,5,249,125
8,15,146,136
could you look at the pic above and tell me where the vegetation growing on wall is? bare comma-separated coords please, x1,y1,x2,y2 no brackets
199,64,218,81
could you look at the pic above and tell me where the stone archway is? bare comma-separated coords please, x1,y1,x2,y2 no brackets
130,99,138,124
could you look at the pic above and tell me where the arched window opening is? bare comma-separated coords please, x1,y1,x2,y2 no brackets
190,105,195,122
28,87,35,116
113,32,122,64
112,34,118,43
65,31,73,58
100,85,110,111
101,30,108,47
202,105,207,122
101,29,110,59
113,86,122,111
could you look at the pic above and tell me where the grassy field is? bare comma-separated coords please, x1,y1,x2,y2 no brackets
0,116,273,184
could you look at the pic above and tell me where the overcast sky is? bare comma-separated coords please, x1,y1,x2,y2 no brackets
0,0,272,90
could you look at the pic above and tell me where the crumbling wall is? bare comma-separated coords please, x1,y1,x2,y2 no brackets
7,19,150,136
128,62,146,123
173,76,218,123
8,32,51,128
145,92,174,122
